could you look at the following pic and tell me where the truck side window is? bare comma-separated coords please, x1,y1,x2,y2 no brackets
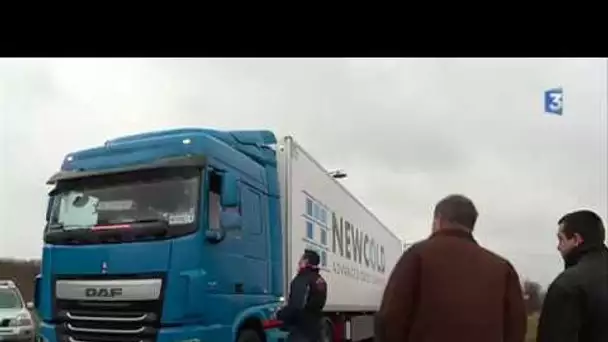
208,172,222,230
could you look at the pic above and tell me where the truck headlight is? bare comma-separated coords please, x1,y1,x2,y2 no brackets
9,313,32,327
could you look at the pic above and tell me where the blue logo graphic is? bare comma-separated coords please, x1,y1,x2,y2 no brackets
300,192,386,285
544,87,564,115
302,192,329,268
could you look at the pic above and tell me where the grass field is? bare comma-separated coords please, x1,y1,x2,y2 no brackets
526,313,540,342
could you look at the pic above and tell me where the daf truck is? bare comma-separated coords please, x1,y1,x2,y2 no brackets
34,128,403,342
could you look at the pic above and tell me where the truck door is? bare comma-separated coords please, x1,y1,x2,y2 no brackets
206,170,270,295
237,184,270,294
239,185,268,261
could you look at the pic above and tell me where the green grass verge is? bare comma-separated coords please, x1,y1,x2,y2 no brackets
526,313,539,342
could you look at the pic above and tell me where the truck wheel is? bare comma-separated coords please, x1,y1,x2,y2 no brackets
237,329,262,342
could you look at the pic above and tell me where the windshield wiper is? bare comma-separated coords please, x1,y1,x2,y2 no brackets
45,224,96,245
94,218,170,240
44,218,173,245
47,223,94,231
47,223,64,230
132,219,170,237
119,218,168,225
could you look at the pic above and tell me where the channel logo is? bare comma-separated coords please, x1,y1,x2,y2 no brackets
544,87,564,116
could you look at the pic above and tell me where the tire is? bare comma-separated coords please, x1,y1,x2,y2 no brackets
320,318,334,342
237,329,263,342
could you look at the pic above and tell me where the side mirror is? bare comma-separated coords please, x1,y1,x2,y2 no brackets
204,211,241,243
220,210,242,230
204,229,225,243
220,172,239,208
26,302,34,310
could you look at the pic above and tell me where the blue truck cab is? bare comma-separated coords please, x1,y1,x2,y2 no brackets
35,128,287,342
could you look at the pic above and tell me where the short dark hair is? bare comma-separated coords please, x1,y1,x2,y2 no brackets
303,249,320,266
433,194,478,230
558,210,605,245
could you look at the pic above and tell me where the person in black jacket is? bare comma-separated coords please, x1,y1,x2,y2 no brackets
277,249,327,342
537,209,608,342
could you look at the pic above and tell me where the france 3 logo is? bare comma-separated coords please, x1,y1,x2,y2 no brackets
544,87,564,116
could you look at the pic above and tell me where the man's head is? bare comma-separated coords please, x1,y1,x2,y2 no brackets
298,249,320,270
557,209,605,257
432,194,478,232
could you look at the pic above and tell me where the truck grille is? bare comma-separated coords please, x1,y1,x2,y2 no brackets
55,299,161,342
53,275,164,342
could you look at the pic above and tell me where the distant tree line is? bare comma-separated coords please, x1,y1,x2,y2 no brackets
0,258,41,302
523,279,545,314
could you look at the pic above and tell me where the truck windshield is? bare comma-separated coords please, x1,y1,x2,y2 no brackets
0,288,22,309
48,169,200,231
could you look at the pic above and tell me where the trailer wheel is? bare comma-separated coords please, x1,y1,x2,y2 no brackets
237,329,263,342
321,318,334,342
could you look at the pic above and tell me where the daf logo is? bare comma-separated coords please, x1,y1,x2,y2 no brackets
85,287,123,298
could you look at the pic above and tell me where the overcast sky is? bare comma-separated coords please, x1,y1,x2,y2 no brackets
0,58,606,287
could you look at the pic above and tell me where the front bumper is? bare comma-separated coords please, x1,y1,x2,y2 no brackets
38,322,233,342
0,326,35,341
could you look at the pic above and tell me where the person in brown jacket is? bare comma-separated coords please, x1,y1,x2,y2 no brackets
375,194,527,342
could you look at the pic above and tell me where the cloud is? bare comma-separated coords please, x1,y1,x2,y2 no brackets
0,58,606,287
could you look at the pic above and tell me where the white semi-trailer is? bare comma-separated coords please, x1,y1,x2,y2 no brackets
279,136,403,341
